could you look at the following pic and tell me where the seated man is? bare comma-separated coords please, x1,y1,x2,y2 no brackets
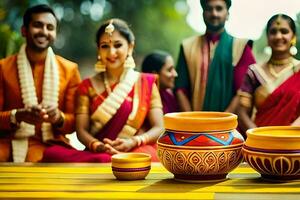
0,4,81,162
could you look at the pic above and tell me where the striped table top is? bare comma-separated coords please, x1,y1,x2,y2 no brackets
0,162,299,200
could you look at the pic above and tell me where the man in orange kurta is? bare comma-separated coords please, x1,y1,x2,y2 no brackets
0,4,81,162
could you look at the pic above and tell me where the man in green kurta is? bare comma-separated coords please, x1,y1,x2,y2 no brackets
175,0,256,112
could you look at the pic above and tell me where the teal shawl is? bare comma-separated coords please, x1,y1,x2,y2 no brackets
203,31,234,111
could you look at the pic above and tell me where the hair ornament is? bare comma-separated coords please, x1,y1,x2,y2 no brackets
275,14,283,28
105,19,115,36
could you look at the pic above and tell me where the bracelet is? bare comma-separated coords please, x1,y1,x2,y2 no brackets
132,136,142,147
139,134,150,145
88,139,99,151
54,111,65,128
133,134,150,146
92,141,102,152
10,109,20,128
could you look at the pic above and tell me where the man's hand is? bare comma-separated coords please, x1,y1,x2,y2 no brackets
15,104,64,126
42,105,63,126
15,105,45,125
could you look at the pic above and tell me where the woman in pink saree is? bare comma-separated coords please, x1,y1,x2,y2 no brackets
43,19,164,162
238,14,300,137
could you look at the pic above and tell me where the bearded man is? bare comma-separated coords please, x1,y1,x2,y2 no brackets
0,4,81,162
175,0,256,112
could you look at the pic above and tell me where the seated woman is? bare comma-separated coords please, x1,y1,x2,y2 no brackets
43,18,164,162
141,50,179,114
238,14,300,136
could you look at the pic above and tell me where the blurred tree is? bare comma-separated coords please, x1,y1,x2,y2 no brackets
107,0,194,61
1,0,194,76
0,24,23,58
0,0,23,58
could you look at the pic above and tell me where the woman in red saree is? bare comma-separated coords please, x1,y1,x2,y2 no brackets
238,14,300,137
43,19,164,162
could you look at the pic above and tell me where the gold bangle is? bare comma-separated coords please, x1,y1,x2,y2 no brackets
10,109,19,127
54,111,65,128
88,139,99,151
60,112,65,123
132,136,142,147
139,134,150,146
92,141,102,152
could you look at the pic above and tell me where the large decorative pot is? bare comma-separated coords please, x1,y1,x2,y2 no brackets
243,126,300,181
157,112,244,182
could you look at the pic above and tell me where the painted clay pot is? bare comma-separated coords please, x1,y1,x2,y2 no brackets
243,126,300,181
157,112,244,182
111,153,151,180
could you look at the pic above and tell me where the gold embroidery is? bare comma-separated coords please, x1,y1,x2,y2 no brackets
88,87,97,98
238,90,252,108
76,95,89,114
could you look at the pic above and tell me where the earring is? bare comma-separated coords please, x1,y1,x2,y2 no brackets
290,46,298,56
263,46,272,56
290,37,298,56
124,55,136,69
94,56,106,73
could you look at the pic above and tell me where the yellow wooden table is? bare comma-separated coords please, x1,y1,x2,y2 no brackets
0,162,299,200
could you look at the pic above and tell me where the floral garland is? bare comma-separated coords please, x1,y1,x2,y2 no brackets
12,44,59,162
90,68,140,136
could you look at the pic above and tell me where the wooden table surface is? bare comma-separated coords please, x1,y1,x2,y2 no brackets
0,162,299,200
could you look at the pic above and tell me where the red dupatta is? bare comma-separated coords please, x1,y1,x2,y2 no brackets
255,70,300,126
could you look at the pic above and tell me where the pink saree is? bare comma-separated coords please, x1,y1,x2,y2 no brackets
43,73,159,162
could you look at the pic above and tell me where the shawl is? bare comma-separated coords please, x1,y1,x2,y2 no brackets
13,44,59,162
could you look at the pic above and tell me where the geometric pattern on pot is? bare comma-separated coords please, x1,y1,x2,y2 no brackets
159,130,244,147
243,148,300,178
157,146,243,176
170,132,233,146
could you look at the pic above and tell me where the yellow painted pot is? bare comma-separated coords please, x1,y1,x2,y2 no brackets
157,112,244,182
111,153,151,180
243,126,300,181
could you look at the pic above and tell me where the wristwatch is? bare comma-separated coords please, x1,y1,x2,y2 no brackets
10,109,18,126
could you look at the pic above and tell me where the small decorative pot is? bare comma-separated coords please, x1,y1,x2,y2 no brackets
243,126,300,181
157,112,244,182
111,153,151,180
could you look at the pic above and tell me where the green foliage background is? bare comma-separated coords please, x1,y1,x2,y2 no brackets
1,0,300,77
0,0,194,77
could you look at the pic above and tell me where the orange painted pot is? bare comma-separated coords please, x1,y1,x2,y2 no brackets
243,126,300,181
157,112,244,182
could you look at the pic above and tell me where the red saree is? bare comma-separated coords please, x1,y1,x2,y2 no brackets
255,71,300,126
43,73,159,162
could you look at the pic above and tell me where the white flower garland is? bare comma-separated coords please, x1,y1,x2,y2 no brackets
90,68,140,137
12,44,59,162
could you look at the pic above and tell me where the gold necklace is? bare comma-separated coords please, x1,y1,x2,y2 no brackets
269,57,293,66
103,73,112,94
268,62,294,78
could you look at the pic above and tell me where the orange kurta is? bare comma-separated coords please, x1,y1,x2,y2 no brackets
0,54,81,162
